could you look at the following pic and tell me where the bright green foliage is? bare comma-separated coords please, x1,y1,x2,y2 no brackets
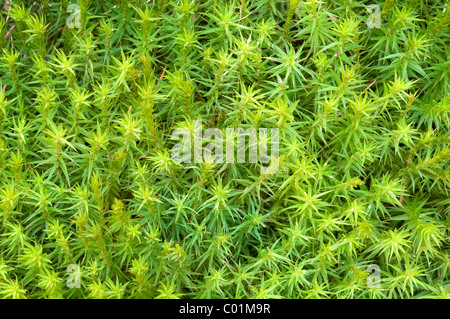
0,0,448,299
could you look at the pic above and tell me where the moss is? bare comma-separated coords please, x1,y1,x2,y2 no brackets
0,0,448,299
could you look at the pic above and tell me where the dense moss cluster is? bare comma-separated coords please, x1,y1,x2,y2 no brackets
0,0,448,299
